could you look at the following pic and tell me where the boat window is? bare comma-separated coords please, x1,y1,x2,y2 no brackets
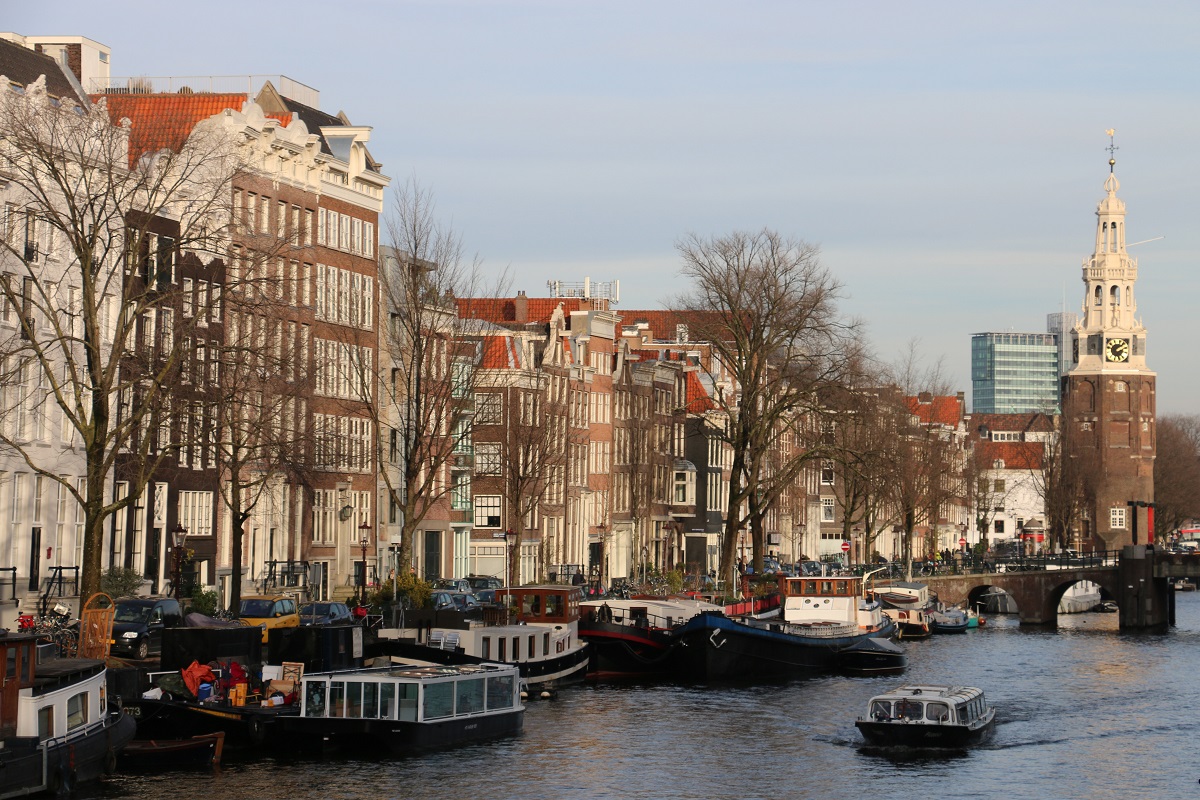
379,682,395,720
20,644,32,683
345,682,363,718
305,681,326,716
482,637,491,659
543,632,550,654
456,677,485,715
498,638,507,661
424,682,454,720
804,581,817,595
895,699,923,721
66,691,88,730
545,594,563,617
6,647,15,681
363,682,379,718
529,634,536,657
957,707,968,724
926,703,950,722
522,594,542,617
398,683,418,722
329,681,345,717
871,700,892,720
37,706,53,740
820,581,833,594
513,637,521,661
487,674,515,711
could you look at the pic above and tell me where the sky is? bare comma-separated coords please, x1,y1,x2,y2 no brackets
10,1,1200,414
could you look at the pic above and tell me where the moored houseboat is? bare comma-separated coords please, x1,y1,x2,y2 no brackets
578,596,723,679
276,662,523,753
0,631,136,798
855,684,995,748
376,585,590,688
673,573,903,681
876,582,933,639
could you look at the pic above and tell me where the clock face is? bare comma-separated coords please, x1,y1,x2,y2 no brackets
1105,337,1130,362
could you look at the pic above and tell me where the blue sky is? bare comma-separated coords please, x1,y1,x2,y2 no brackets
11,1,1200,413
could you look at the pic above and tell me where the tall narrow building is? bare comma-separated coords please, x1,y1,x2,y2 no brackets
1062,144,1156,549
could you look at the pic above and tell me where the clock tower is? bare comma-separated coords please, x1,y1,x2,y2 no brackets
1062,134,1156,550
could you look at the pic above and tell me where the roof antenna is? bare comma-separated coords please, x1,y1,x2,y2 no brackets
1105,128,1118,173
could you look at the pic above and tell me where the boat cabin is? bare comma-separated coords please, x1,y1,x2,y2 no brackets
1,631,110,742
300,663,521,723
865,685,990,726
495,586,580,625
777,576,873,627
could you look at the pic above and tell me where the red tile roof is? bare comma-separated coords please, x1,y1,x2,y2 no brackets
479,335,522,370
905,395,963,427
684,371,717,413
94,93,291,163
457,296,596,326
973,440,1044,470
617,309,728,341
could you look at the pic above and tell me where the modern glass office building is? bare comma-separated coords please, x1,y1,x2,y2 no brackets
971,332,1061,413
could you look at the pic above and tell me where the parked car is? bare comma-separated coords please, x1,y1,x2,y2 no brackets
298,601,354,627
474,589,497,605
430,590,481,612
466,575,504,591
111,597,183,660
238,594,300,643
431,578,473,594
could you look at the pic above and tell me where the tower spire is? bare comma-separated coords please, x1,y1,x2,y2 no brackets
1106,128,1118,173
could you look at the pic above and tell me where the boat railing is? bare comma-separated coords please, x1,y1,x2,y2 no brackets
584,604,691,630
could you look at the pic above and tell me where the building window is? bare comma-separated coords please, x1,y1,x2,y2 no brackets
1110,507,1127,530
475,443,502,475
476,393,503,425
820,462,835,485
474,496,501,528
821,497,835,522
994,520,1005,534
993,479,1005,492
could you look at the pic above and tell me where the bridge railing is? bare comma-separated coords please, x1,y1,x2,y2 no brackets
844,551,1121,579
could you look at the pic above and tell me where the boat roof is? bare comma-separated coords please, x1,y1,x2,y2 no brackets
868,685,985,704
306,662,518,681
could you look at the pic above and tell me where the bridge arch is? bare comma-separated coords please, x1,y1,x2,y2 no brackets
926,568,1122,627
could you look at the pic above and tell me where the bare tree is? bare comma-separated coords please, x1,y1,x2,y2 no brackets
0,80,239,600
363,178,502,578
1153,414,1200,540
674,228,862,585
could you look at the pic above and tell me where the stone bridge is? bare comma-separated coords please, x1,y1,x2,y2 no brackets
919,545,1169,629
926,567,1120,626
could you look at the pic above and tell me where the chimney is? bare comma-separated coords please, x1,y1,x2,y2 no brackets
515,290,528,324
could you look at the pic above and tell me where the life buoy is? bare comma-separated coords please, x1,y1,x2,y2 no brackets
247,715,266,745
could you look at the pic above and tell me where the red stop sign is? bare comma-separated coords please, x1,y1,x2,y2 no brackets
959,537,968,547
840,541,851,552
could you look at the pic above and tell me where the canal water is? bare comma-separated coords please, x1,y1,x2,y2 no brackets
88,592,1200,800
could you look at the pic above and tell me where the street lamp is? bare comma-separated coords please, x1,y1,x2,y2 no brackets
171,523,188,601
358,521,371,608
505,529,519,588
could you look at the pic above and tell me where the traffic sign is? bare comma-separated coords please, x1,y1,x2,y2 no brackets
840,541,851,552
959,537,968,547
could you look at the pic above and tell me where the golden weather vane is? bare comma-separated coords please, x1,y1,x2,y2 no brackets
1106,128,1118,171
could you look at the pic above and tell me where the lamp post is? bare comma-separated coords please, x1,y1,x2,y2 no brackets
170,523,188,601
505,529,519,588
357,521,371,608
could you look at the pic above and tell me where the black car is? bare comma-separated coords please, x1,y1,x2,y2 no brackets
298,602,354,626
111,597,183,660
466,575,504,592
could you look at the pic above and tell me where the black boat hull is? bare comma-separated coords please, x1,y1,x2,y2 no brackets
673,612,899,681
579,620,679,678
124,699,297,749
277,708,524,754
855,716,995,748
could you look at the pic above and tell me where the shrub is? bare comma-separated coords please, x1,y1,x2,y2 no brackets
369,572,431,610
99,567,145,599
190,588,219,616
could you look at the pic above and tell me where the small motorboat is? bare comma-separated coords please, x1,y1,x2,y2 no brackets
1094,600,1119,613
118,732,225,771
856,684,995,748
929,609,969,635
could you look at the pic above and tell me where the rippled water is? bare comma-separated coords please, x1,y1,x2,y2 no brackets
86,594,1200,800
